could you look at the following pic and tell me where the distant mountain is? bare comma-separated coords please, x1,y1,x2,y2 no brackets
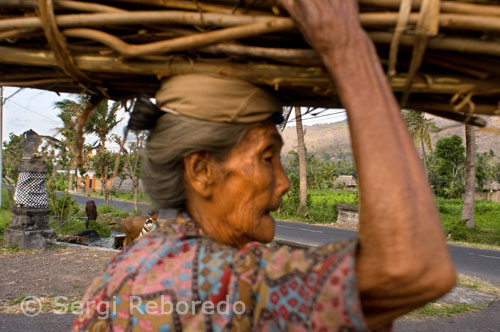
281,116,500,160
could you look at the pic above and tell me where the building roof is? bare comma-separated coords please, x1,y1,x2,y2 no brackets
333,175,357,188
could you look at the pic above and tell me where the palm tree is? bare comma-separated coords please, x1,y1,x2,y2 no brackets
403,109,438,173
54,98,81,190
85,100,121,207
294,106,307,213
461,125,476,228
85,100,121,149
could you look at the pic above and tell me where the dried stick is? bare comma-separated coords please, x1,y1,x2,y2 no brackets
387,0,412,79
1,45,500,100
56,0,126,13
361,12,500,32
0,28,36,41
63,19,295,57
0,10,281,32
423,109,487,127
359,0,500,17
400,0,440,107
200,42,321,65
408,100,500,116
2,11,500,33
99,0,269,15
0,77,73,86
423,57,490,79
368,32,500,57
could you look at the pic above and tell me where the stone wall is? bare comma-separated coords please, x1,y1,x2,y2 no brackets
112,178,144,194
336,204,359,224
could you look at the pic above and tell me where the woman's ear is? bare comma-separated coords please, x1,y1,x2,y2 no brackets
183,152,219,198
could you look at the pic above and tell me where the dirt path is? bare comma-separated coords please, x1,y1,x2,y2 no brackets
0,245,116,314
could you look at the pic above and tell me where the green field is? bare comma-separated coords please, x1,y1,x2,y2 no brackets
274,190,500,246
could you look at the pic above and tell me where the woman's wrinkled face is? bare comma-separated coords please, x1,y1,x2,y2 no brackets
206,121,290,247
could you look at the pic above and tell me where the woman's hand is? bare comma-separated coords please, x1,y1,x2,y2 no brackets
275,0,363,52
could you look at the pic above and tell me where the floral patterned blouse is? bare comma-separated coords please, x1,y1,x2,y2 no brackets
73,214,373,331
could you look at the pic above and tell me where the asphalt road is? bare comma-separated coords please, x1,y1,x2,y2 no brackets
71,194,500,285
2,302,500,332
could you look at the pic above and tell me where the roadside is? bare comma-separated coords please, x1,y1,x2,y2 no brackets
278,216,500,251
0,245,499,332
66,190,151,208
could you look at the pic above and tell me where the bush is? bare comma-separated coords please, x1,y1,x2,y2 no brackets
50,192,82,219
277,189,357,223
438,198,500,245
88,220,111,238
97,205,130,217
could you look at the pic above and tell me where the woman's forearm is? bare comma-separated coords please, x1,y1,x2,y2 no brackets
320,30,455,327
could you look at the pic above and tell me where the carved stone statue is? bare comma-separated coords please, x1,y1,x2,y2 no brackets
4,130,55,249
21,129,42,159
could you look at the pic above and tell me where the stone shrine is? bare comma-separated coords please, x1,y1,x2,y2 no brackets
4,130,55,249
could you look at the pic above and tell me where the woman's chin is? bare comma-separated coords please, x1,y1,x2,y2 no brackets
252,213,276,243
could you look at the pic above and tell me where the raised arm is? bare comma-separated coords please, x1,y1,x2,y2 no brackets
276,0,456,329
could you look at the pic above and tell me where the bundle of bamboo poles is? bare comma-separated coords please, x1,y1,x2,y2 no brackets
1,0,499,122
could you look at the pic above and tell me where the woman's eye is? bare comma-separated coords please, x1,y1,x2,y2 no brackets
264,155,273,163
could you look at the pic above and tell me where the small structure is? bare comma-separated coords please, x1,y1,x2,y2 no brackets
332,175,357,190
4,130,56,249
336,204,359,224
475,181,500,203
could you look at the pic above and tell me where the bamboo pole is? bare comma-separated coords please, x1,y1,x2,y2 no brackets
361,12,500,32
2,10,500,33
400,0,440,106
62,19,295,57
96,0,270,15
56,0,126,13
199,43,321,65
0,11,282,32
408,101,500,116
387,0,412,79
0,77,74,86
1,45,499,98
359,0,500,17
368,32,500,57
0,0,125,12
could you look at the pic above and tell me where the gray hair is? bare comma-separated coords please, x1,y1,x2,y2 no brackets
141,113,250,210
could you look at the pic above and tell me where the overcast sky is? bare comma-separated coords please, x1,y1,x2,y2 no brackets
1,87,346,148
2,87,129,151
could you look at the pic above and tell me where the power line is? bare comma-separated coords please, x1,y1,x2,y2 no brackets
5,99,59,124
287,109,346,124
4,88,23,102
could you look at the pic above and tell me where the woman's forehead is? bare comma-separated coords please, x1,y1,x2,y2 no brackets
242,122,283,147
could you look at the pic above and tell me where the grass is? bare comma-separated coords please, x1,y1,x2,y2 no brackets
274,189,500,247
437,198,500,246
0,208,12,244
457,274,500,297
90,190,151,204
274,190,357,223
409,302,486,318
97,205,131,217
8,294,27,305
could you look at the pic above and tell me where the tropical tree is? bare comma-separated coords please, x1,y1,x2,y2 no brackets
53,98,81,190
113,132,145,212
294,106,307,213
433,135,465,198
84,100,121,207
402,109,438,172
85,100,120,149
461,125,476,228
2,133,23,207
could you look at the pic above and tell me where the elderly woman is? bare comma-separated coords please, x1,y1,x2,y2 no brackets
73,0,455,331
